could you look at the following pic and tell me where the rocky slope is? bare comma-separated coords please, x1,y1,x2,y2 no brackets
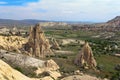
0,50,60,79
0,58,102,80
106,16,120,27
0,36,27,52
0,59,32,80
0,24,61,55
0,59,56,80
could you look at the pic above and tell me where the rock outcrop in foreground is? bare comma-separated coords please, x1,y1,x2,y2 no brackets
0,59,31,80
74,42,97,69
23,24,52,57
0,59,56,80
0,50,60,78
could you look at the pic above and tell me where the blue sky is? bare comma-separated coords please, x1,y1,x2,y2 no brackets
0,0,120,22
0,0,39,5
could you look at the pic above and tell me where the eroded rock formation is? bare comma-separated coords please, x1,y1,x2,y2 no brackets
74,42,97,69
0,36,27,52
50,38,61,50
0,59,56,80
23,24,52,57
0,50,60,79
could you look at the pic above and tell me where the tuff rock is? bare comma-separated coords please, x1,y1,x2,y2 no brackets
23,24,53,58
74,42,97,69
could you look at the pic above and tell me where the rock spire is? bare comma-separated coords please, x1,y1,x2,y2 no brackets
74,42,97,69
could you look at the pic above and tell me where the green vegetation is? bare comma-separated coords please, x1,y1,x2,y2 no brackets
96,55,120,78
45,29,120,79
45,30,98,39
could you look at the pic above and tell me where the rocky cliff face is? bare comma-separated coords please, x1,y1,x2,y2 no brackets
107,16,120,27
74,42,97,69
23,24,52,57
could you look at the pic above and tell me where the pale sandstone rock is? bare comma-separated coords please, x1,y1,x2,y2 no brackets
61,39,85,45
74,42,97,68
42,71,61,79
114,54,120,57
32,76,53,80
0,59,55,80
35,59,60,75
0,36,27,52
23,24,53,58
74,70,81,75
39,76,53,80
0,50,60,78
0,59,31,80
50,38,61,50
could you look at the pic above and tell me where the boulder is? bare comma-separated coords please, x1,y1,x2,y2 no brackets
35,59,60,75
74,42,97,69
38,71,61,80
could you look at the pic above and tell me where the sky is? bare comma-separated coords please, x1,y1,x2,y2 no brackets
0,0,120,22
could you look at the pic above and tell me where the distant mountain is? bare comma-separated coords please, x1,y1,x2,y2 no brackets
1,17,119,28
0,19,96,27
21,19,49,24
0,19,48,27
106,16,120,27
63,21,95,24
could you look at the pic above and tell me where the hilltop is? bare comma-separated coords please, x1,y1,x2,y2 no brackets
107,16,120,27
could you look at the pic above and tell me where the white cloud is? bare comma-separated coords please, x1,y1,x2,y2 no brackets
0,0,120,22
0,1,7,4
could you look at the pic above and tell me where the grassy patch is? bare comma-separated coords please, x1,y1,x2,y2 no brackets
44,29,120,79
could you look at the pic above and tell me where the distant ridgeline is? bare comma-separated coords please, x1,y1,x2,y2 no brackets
71,16,120,31
0,19,69,29
0,19,46,27
0,16,120,31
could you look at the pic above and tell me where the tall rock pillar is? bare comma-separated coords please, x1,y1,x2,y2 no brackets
24,24,52,57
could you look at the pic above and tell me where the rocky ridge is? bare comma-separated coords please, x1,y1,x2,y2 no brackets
106,16,120,27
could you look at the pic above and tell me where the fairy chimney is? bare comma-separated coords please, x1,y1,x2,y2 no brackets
50,38,61,50
74,42,97,69
24,24,52,57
